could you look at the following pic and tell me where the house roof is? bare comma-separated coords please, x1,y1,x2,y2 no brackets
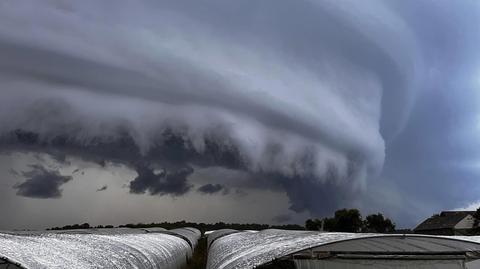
414,211,475,231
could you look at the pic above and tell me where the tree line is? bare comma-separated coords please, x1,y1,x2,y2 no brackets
47,208,398,233
305,208,396,233
48,220,304,232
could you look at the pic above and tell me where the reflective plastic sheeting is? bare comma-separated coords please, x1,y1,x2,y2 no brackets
452,236,480,244
207,229,241,250
141,227,168,233
207,230,480,269
170,228,201,250
207,229,372,269
0,232,191,269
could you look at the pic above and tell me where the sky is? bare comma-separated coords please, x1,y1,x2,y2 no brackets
0,0,479,230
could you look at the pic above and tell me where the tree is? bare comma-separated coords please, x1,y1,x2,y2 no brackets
363,213,395,233
320,209,363,232
322,217,337,232
333,209,363,232
305,219,322,231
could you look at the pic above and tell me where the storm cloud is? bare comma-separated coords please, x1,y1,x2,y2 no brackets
96,185,108,192
13,164,72,199
0,0,419,217
272,214,293,224
197,184,228,195
129,165,193,196
0,0,479,226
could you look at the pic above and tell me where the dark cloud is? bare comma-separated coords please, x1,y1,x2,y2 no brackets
129,164,193,196
272,173,356,216
0,0,399,218
12,164,72,199
96,185,108,192
1,128,244,171
8,168,19,176
272,214,292,224
2,128,243,197
197,184,228,195
3,128,353,214
0,0,410,186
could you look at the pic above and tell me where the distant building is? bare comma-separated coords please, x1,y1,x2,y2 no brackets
414,211,477,235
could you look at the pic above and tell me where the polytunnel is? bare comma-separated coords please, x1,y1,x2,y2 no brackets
207,229,242,250
141,227,202,257
207,229,480,269
0,227,199,269
170,228,202,250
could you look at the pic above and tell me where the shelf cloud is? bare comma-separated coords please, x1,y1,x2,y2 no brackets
0,0,447,218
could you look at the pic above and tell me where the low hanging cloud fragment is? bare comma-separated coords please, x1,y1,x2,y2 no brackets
197,184,229,195
96,185,108,192
12,164,72,199
0,0,422,216
129,165,193,196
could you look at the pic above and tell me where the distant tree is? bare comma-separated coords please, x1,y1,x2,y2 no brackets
305,219,322,231
363,213,395,233
334,209,363,232
322,217,337,232
271,224,305,230
321,209,363,232
306,209,366,233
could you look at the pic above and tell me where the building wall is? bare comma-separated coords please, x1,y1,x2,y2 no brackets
455,215,475,230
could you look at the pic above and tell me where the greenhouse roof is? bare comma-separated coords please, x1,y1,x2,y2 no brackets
0,228,200,269
207,229,480,269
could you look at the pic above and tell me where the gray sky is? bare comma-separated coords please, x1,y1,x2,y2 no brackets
0,0,479,230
